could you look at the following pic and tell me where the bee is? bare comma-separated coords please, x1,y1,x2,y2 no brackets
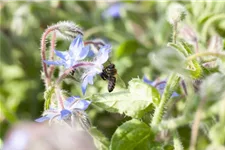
100,63,117,92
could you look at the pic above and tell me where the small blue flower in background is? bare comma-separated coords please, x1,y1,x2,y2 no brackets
81,45,111,94
35,96,91,123
44,35,90,68
102,3,124,19
143,76,179,97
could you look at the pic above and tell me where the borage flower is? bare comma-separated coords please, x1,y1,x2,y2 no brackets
143,76,179,97
35,96,91,129
102,3,124,19
81,45,111,94
44,35,90,68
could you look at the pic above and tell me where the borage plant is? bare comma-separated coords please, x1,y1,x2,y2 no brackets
35,3,225,150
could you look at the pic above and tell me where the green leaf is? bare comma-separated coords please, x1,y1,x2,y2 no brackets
110,119,151,150
44,86,55,110
187,60,203,79
0,31,12,64
134,137,152,150
167,41,194,57
89,127,110,150
116,40,140,58
0,100,17,123
209,123,225,145
91,78,160,118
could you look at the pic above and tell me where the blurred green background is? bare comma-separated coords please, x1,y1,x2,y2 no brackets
0,1,224,148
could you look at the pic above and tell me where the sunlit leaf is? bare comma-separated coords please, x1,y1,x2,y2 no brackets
110,119,151,150
91,78,160,118
89,127,110,150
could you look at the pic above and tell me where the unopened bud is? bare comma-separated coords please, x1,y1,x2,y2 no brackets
179,25,198,45
207,35,223,53
53,21,83,40
202,35,223,68
167,3,186,25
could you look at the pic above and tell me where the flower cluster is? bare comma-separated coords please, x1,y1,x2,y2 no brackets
44,35,111,94
36,27,112,130
36,96,91,129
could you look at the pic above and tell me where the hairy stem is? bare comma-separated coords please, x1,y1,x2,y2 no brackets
151,73,180,127
173,130,184,150
55,86,65,110
186,52,225,62
189,97,206,150
173,22,177,44
49,31,57,79
41,26,58,87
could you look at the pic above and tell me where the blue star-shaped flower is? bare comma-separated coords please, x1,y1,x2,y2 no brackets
44,35,90,68
35,96,91,123
143,76,179,97
81,45,111,94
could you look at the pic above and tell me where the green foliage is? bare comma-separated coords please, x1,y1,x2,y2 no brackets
91,79,160,118
110,119,151,150
89,127,110,150
1,1,225,150
43,86,55,110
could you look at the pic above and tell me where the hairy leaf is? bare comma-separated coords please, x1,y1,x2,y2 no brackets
91,79,160,118
110,119,151,150
89,127,110,150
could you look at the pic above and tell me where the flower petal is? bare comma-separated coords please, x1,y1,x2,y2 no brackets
60,109,72,120
81,74,94,94
64,96,80,107
77,45,90,60
69,35,84,55
54,50,69,60
72,100,91,110
81,77,89,95
143,76,154,86
35,116,50,122
95,45,111,64
172,92,179,97
43,60,64,66
102,3,123,19
155,81,167,95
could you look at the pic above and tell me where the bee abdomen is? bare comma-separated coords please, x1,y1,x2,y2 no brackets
108,76,116,92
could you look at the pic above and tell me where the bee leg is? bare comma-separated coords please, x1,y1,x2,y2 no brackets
100,72,108,80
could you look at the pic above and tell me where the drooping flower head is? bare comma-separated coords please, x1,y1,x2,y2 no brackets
81,45,112,94
44,35,90,68
143,76,179,97
35,96,91,127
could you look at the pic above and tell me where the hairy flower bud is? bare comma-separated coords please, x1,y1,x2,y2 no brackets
202,36,223,68
179,25,198,45
167,3,186,25
53,21,83,40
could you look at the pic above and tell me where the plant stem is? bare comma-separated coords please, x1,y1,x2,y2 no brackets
49,31,57,79
173,22,177,44
151,73,180,127
173,130,184,150
186,52,225,62
41,26,58,87
189,97,206,150
55,86,64,110
157,115,191,131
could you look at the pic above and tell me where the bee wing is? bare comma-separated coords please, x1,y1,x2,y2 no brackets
116,74,126,89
